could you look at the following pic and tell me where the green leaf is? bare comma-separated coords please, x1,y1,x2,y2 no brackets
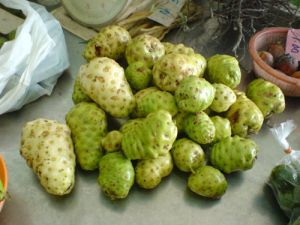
291,0,300,6
0,179,5,201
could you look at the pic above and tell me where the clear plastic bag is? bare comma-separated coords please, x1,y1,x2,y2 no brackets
268,120,300,225
0,0,69,115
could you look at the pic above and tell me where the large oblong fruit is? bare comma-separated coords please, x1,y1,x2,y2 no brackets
125,34,165,67
246,78,285,118
206,54,241,88
20,119,76,196
226,92,264,137
122,110,178,160
153,53,201,92
79,57,135,118
210,135,258,174
175,76,215,113
83,25,131,61
98,152,134,200
188,166,227,199
66,102,107,170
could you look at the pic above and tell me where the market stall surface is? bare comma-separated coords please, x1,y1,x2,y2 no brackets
0,19,299,225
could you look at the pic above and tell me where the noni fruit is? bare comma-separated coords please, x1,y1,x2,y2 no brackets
72,75,91,104
173,111,189,134
125,61,152,91
79,57,135,118
98,152,134,200
20,119,76,195
210,116,231,142
153,53,201,92
132,87,178,118
83,25,131,61
210,83,236,113
163,42,195,55
210,135,258,174
122,110,177,159
206,54,241,88
101,130,122,153
66,102,107,170
246,78,285,118
175,76,215,113
171,138,205,172
226,92,264,137
183,112,215,145
125,34,165,67
188,166,227,199
135,152,173,189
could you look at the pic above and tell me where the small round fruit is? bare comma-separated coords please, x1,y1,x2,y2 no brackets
188,166,228,199
258,51,274,67
268,42,285,59
274,54,298,75
171,138,205,172
125,61,152,90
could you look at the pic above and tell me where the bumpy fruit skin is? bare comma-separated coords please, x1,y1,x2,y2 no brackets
188,166,227,199
210,136,258,174
120,118,143,133
163,42,195,55
98,152,134,200
189,53,207,77
210,116,231,142
122,110,177,159
125,61,152,91
226,92,264,137
72,75,92,104
20,119,76,196
83,25,131,61
79,57,135,118
210,83,236,113
183,112,215,145
171,138,205,172
206,54,241,88
246,78,285,118
173,111,189,133
153,53,201,92
101,130,122,153
135,152,173,189
66,102,107,170
132,87,178,118
125,34,165,67
175,76,215,113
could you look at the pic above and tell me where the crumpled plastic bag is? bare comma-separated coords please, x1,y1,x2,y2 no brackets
0,0,69,115
268,120,300,225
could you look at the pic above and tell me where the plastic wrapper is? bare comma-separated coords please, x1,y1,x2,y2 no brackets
0,0,69,115
268,120,300,225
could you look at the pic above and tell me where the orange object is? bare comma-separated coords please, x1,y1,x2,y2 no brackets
0,154,8,212
291,71,300,78
248,27,300,96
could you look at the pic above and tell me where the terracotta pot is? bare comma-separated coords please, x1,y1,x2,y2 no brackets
248,27,300,96
0,154,8,212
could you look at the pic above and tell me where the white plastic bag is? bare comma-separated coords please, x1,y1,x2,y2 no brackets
0,0,69,115
268,120,300,225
